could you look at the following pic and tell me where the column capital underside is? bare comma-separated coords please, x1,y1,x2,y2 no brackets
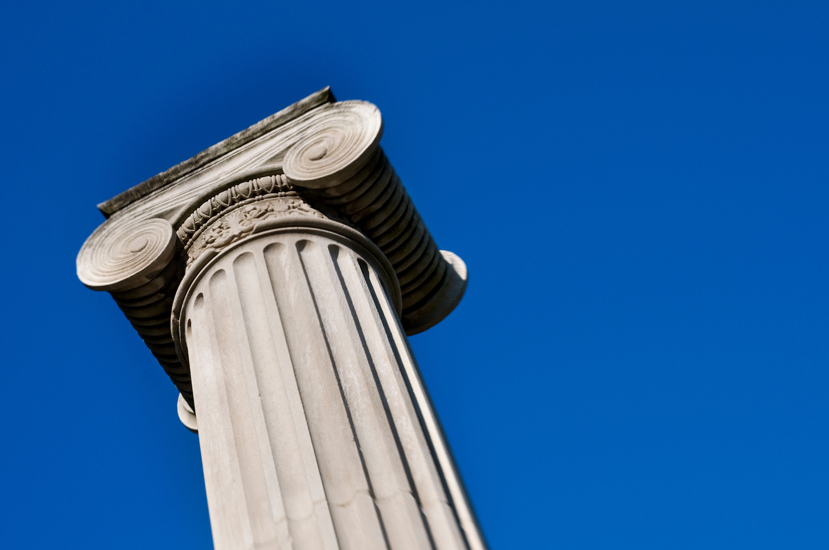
76,88,467,406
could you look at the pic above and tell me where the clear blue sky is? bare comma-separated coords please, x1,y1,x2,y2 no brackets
2,1,828,548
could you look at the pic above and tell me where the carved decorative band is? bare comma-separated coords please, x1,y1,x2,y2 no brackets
176,174,293,248
185,196,330,266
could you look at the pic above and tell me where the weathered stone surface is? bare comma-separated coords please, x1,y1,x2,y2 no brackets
172,225,482,549
77,89,467,400
77,89,485,549
97,87,336,217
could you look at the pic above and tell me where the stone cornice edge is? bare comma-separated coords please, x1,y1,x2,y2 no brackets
97,87,335,217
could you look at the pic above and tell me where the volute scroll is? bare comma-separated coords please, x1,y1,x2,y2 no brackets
282,103,467,335
77,218,178,292
283,100,384,189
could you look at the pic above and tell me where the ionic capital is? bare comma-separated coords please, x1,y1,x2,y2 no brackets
77,88,467,405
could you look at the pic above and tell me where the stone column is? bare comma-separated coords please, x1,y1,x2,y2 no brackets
77,89,486,550
173,218,480,550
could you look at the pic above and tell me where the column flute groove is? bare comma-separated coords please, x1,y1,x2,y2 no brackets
295,238,392,549
325,245,435,550
264,235,387,549
245,244,340,548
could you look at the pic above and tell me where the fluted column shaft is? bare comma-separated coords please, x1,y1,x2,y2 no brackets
176,225,484,550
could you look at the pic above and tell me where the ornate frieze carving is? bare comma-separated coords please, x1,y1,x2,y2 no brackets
176,173,344,267
186,196,328,266
176,174,294,248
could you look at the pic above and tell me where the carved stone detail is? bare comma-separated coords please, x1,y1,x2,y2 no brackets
77,88,486,550
77,89,468,408
283,101,383,189
186,196,328,266
177,174,294,247
77,218,177,292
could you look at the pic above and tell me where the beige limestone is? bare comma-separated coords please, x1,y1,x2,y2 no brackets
77,89,485,549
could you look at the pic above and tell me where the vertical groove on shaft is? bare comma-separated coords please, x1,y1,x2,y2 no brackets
190,289,256,550
358,262,469,550
296,241,393,550
324,245,434,550
260,244,344,548
363,265,486,550
209,268,287,548
264,240,388,550
234,251,336,549
183,229,483,550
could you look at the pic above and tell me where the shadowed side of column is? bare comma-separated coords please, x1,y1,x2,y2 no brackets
282,101,467,335
299,147,454,334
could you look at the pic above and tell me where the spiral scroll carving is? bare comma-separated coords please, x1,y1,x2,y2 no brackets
77,218,178,292
283,101,383,189
289,144,467,334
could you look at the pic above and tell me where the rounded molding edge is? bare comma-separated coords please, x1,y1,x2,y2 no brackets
177,393,198,433
284,101,384,189
403,250,468,335
77,218,177,292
